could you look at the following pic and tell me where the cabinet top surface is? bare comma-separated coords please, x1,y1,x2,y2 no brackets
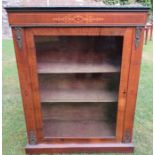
5,0,149,12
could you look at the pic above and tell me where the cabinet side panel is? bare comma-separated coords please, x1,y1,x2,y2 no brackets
11,28,37,144
123,27,145,142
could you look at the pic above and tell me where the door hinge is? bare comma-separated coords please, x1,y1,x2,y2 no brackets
123,129,131,143
29,130,37,145
15,27,23,49
135,26,142,49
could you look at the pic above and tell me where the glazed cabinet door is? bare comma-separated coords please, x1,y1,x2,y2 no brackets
15,27,133,144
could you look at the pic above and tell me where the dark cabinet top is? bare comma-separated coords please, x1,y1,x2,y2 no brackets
5,0,149,12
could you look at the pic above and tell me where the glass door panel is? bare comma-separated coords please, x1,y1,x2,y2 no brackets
34,36,123,138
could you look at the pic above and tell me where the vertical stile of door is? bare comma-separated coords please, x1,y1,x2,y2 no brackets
12,28,38,144
115,28,133,142
25,28,44,143
123,27,145,142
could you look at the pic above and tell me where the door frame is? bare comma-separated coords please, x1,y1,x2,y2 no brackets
24,27,133,144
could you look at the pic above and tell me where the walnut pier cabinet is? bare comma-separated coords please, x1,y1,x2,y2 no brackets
6,3,149,154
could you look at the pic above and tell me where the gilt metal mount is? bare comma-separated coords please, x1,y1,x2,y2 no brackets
135,26,142,49
29,131,37,145
123,129,131,143
15,27,23,49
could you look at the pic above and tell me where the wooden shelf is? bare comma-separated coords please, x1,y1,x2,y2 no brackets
37,62,120,74
40,89,117,103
